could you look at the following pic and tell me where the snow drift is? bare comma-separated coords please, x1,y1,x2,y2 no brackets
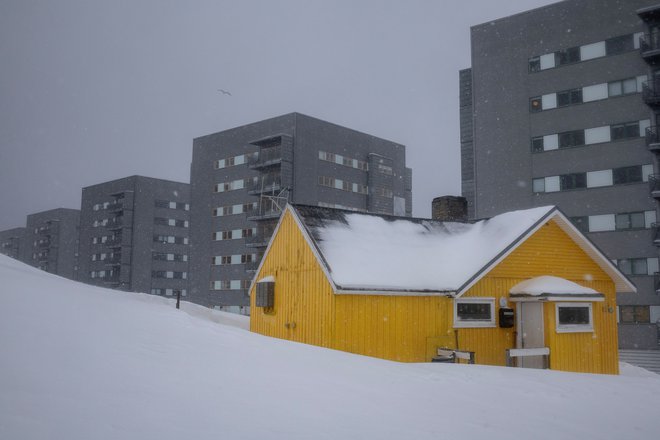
0,254,658,440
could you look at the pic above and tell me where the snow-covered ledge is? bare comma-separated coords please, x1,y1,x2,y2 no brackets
509,275,604,302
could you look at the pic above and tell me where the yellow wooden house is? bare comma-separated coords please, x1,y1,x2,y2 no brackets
249,204,635,374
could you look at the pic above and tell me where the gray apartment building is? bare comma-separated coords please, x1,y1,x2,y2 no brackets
0,227,26,261
78,176,190,298
190,112,412,313
460,0,660,355
22,208,80,280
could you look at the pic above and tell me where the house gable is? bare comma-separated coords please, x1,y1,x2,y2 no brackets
249,209,336,348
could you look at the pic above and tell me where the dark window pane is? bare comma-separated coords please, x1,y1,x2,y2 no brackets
529,57,541,72
530,97,542,112
606,34,633,55
618,259,632,275
560,173,586,190
571,216,589,233
631,212,646,229
624,122,639,138
556,47,580,65
615,213,631,230
569,89,583,104
635,306,650,323
613,166,642,184
557,91,570,107
558,306,590,325
620,306,635,323
611,124,625,140
531,137,544,152
632,258,648,275
457,303,492,321
559,130,585,148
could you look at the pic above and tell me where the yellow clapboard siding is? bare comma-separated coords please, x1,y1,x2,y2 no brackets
250,211,620,374
249,210,335,348
460,221,619,374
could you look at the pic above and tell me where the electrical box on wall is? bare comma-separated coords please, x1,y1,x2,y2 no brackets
499,307,514,328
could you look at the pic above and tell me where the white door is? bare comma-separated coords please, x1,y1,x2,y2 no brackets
517,302,545,368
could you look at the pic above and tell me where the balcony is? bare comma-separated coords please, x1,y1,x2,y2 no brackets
248,146,282,169
106,217,123,230
639,33,660,62
103,277,121,285
653,224,660,246
108,201,124,212
105,254,122,265
642,79,660,107
646,127,660,153
248,176,282,195
105,236,123,247
245,233,271,248
650,174,660,198
247,208,283,221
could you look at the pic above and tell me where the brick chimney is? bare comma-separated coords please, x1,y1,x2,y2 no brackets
431,196,468,222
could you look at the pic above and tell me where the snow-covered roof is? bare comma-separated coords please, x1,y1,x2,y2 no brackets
281,204,636,296
509,276,603,299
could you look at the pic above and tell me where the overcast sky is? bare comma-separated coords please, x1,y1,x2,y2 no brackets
0,0,557,229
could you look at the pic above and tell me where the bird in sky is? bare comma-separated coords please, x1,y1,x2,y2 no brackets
217,89,232,96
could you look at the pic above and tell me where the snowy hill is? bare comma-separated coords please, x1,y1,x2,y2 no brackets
0,255,658,440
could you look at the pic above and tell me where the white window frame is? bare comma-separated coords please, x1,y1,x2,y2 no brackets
555,302,593,333
453,297,496,328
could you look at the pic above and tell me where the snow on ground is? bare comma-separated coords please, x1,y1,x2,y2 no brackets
0,254,659,440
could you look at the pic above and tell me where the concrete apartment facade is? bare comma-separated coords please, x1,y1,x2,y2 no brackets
78,176,190,298
460,0,660,351
0,227,26,261
190,112,413,312
23,208,80,280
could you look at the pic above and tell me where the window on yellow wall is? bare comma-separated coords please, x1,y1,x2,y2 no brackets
453,298,496,328
556,302,593,333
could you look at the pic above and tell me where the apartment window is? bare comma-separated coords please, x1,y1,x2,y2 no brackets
619,305,650,324
530,97,542,112
611,121,640,141
377,164,393,175
617,258,659,276
210,279,250,290
374,187,393,198
153,235,188,245
556,88,582,107
319,150,368,171
528,56,541,72
155,200,189,211
453,298,495,328
556,303,593,333
151,270,187,279
555,46,580,65
570,216,589,233
615,212,646,230
151,288,187,297
606,34,634,55
531,137,544,152
613,166,642,185
558,130,585,148
154,217,188,228
560,173,586,190
153,252,187,262
608,78,638,97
